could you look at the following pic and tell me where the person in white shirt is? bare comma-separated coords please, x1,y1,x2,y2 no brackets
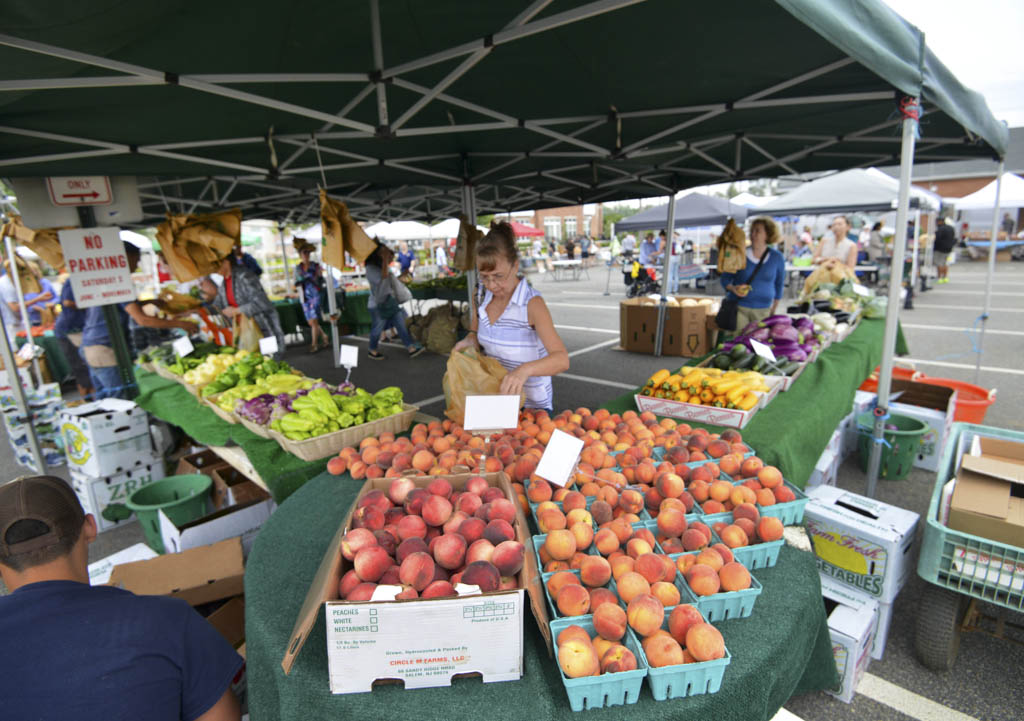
813,215,858,269
621,234,637,254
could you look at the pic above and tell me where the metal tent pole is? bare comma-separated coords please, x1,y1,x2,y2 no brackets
278,221,290,293
921,210,934,291
910,207,921,288
867,99,918,498
653,193,678,357
3,235,42,387
975,160,1004,385
150,245,161,297
462,185,478,327
324,258,340,368
603,221,615,295
0,308,46,471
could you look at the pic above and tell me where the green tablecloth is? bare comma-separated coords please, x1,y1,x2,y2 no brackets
603,318,908,489
245,471,839,721
133,369,325,502
16,332,71,383
274,290,371,336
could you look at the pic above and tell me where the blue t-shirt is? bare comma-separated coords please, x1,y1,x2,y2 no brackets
0,580,243,721
397,250,415,273
720,247,786,309
54,281,87,337
81,303,129,347
24,278,56,325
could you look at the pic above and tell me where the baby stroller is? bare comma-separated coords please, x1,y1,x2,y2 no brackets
621,252,661,298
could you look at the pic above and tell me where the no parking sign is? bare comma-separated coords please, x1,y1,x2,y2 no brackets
58,226,137,308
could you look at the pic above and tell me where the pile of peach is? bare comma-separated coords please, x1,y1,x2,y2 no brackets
675,546,753,596
337,475,525,601
556,601,725,678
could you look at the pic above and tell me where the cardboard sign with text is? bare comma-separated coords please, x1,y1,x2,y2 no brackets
58,226,136,308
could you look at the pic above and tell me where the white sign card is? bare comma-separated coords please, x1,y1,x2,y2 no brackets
259,336,279,355
46,176,112,206
852,283,871,297
534,429,585,487
749,339,776,363
463,394,520,432
58,227,137,308
172,336,194,357
339,344,359,368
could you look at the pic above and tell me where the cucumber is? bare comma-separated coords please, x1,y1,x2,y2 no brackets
729,343,750,360
712,353,733,370
733,354,756,370
780,360,802,376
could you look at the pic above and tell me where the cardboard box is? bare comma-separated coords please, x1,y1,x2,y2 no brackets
206,595,246,650
947,436,1024,548
71,458,166,532
820,575,879,703
871,601,894,661
282,472,548,695
176,449,232,481
619,296,715,357
60,398,153,477
88,542,159,585
212,466,271,509
634,375,782,430
807,447,839,489
805,486,919,602
889,379,957,472
108,537,245,607
158,497,275,559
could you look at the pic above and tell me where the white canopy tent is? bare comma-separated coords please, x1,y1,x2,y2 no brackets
758,167,941,215
363,220,433,242
429,218,462,240
953,172,1024,210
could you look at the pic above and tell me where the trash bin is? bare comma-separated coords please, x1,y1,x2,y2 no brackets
125,474,212,553
917,377,997,424
856,412,929,481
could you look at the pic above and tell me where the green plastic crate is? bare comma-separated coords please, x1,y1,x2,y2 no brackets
917,422,1024,613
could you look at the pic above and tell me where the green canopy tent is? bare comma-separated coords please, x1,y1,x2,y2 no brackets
0,0,1009,495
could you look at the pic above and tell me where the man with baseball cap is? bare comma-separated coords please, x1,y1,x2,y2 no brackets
0,476,243,721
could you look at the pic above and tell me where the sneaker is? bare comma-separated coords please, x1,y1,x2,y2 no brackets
368,350,385,360
408,345,425,358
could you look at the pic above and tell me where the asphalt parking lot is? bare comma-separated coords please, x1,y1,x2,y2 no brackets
1,253,1020,720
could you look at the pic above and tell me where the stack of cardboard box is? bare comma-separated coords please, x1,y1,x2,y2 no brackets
1,380,65,470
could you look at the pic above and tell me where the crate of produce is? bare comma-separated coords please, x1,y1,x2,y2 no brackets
238,415,271,439
538,566,587,620
638,611,731,701
677,568,763,622
153,363,181,382
549,617,648,711
271,404,419,462
203,394,238,425
753,479,809,525
697,511,784,569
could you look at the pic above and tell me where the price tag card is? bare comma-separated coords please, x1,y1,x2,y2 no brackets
852,283,871,297
172,336,194,357
258,336,279,355
535,429,585,487
463,395,519,432
749,339,776,363
339,344,359,368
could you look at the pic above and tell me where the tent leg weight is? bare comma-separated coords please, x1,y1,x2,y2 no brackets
914,585,968,671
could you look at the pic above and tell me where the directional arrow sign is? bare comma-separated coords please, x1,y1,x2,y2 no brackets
47,176,112,206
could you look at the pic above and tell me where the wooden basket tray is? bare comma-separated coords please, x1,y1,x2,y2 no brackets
271,404,419,461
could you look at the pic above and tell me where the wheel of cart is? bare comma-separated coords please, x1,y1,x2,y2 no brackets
914,422,1024,671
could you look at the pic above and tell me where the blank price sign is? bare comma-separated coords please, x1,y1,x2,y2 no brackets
535,429,585,487
464,395,519,432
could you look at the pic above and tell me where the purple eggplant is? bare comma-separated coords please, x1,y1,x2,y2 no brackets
782,347,808,362
741,321,760,335
799,343,815,355
769,324,800,343
794,317,815,334
745,327,770,343
239,394,275,425
761,315,793,327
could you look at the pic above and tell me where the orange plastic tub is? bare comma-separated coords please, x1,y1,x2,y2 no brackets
917,377,997,423
858,364,921,393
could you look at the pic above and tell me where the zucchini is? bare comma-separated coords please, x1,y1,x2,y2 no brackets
733,354,756,370
779,360,802,376
712,353,733,370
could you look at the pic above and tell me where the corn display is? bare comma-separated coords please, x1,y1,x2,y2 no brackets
640,366,770,411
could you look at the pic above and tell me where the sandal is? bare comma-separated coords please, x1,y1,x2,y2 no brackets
408,346,425,358
368,350,385,360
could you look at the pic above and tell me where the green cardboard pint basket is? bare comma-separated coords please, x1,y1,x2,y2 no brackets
856,412,929,481
125,474,212,553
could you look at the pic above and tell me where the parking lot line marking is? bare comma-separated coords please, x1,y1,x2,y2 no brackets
858,673,981,721
924,289,1024,296
409,394,445,407
901,323,1024,336
568,339,619,357
912,304,1024,313
546,302,621,310
558,372,637,390
554,324,619,334
902,358,1024,376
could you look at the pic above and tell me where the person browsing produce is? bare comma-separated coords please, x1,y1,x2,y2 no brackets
292,241,329,353
452,221,569,410
364,242,425,361
719,216,786,329
813,215,858,269
207,255,286,359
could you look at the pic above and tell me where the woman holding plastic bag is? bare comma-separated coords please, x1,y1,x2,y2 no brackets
451,221,569,412
207,254,285,358
364,242,424,360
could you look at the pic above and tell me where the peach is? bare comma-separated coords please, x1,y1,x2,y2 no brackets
421,495,453,527
537,507,567,533
387,478,417,507
615,571,651,604
426,477,452,498
465,475,490,496
681,528,709,552
346,582,378,601
618,489,645,514
711,543,735,565
607,518,634,544
579,555,613,588
755,488,776,507
340,528,377,561
734,517,756,542
644,633,685,668
740,456,764,478
546,570,581,598
657,507,688,538
626,593,665,637
757,465,783,489
433,533,468,570
396,537,428,564
492,540,525,577
419,580,455,599
641,629,674,655
458,517,486,544
695,548,725,572
353,545,392,583
719,561,751,592
373,529,398,557
379,565,401,586
656,472,685,500
569,521,595,552
399,551,435,591
412,449,435,472
668,604,704,645
566,508,594,528
592,601,628,641
589,587,619,612
757,516,784,542
488,498,517,524
686,622,726,661
557,624,592,647
338,569,362,599
456,493,483,516
442,510,469,536
404,488,429,516
650,580,681,607
544,529,578,561
719,524,749,549
661,537,684,554
461,560,501,592
708,480,733,503
691,521,713,544
465,538,495,565
635,553,667,585
558,638,600,678
625,538,654,559
593,528,620,556
730,485,757,507
706,439,731,458
609,555,635,580
686,564,721,596
590,500,614,525
675,553,697,575
483,519,515,546
545,560,570,573
600,644,638,674
773,485,796,503
733,502,760,524
556,582,591,616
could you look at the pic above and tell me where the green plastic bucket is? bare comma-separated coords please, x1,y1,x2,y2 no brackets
126,474,212,553
856,412,929,481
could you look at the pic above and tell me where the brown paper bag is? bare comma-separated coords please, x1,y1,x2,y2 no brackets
232,314,263,352
442,348,524,425
2,216,69,270
454,214,482,271
156,208,241,282
716,218,747,274
319,190,376,264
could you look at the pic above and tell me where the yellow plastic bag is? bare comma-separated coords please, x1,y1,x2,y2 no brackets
443,348,516,425
232,314,263,352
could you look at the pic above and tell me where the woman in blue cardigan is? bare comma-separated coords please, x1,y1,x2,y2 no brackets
719,217,786,329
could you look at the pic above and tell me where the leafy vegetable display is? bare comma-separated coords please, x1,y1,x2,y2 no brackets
139,340,236,375
268,385,406,441
200,352,296,396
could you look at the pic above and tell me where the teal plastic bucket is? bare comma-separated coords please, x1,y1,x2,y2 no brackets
126,474,212,553
856,412,929,481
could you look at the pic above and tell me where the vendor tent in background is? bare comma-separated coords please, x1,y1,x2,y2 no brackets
952,172,1024,210
758,168,942,215
362,220,432,242
507,221,544,237
616,193,749,231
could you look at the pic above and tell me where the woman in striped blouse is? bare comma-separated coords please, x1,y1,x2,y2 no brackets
453,221,569,411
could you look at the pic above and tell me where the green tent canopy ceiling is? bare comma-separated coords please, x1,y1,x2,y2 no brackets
0,0,1007,226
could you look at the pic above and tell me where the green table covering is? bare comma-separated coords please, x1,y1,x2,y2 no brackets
275,290,371,337
603,318,908,489
245,471,839,721
17,332,71,383
133,369,326,502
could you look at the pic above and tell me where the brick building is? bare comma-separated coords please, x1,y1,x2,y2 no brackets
505,204,603,242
